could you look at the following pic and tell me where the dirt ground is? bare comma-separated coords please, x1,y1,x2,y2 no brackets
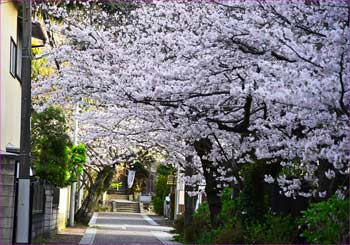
33,226,87,244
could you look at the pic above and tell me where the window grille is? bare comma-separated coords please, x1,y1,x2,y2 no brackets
16,21,22,80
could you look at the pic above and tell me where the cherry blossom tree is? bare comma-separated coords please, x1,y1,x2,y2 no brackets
34,1,350,224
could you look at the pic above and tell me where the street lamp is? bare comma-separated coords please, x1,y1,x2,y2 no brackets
76,100,89,210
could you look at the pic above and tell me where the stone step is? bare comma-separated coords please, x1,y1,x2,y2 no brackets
115,205,139,208
115,207,140,210
116,206,139,210
116,209,139,212
108,194,129,200
112,201,140,213
116,202,139,206
116,209,140,213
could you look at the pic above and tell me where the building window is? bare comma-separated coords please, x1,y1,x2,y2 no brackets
16,18,22,81
10,37,17,78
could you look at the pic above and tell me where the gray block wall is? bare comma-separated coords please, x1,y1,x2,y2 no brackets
32,184,58,239
43,185,58,235
0,154,59,243
0,156,17,244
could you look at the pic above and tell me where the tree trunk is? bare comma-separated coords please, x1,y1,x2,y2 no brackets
194,138,222,227
184,163,196,226
75,165,115,224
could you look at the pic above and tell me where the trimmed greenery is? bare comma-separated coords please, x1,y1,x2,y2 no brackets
299,195,350,244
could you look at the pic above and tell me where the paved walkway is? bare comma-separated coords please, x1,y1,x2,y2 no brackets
79,212,180,244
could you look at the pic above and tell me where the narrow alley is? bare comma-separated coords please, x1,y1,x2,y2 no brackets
79,213,180,244
1,1,348,245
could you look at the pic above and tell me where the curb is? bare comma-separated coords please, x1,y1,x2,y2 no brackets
79,213,98,244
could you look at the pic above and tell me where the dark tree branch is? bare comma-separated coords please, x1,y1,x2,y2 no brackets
271,51,297,63
281,40,323,69
338,52,349,117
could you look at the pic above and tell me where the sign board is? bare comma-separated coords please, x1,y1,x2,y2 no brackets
127,170,136,188
167,175,176,185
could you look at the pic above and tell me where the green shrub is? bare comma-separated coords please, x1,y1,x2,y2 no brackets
215,222,245,244
246,213,298,244
218,188,240,225
183,224,197,243
174,214,185,236
299,195,349,244
240,162,267,223
215,188,298,244
181,202,212,243
156,164,174,176
195,229,218,244
69,143,87,181
32,107,73,187
153,164,174,215
263,213,298,243
153,175,170,215
193,202,211,228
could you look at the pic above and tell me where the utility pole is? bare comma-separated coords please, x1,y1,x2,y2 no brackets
69,103,79,227
16,0,32,243
76,105,83,210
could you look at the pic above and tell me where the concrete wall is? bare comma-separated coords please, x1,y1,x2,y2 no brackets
57,187,70,230
0,155,17,244
0,1,22,152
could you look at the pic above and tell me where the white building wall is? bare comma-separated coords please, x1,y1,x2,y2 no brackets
57,187,70,230
0,1,22,152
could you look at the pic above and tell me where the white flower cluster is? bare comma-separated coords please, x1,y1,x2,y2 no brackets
34,1,350,199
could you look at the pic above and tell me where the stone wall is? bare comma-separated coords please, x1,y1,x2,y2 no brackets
0,154,17,244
